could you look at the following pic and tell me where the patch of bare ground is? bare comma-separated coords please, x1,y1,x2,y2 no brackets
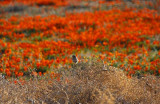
0,61,160,104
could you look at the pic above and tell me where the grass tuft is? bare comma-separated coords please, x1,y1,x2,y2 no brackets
0,60,160,103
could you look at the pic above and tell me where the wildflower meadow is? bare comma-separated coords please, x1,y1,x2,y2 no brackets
0,0,160,103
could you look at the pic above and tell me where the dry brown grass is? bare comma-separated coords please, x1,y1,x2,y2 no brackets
0,60,160,104
1,0,159,19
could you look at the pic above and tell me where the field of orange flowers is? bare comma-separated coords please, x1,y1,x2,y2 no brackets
0,0,159,79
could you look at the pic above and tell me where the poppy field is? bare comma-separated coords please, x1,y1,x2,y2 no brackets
0,0,160,103
0,0,159,79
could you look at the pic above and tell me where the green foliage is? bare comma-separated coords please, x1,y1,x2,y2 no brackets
46,55,56,60
43,48,50,52
36,66,50,73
